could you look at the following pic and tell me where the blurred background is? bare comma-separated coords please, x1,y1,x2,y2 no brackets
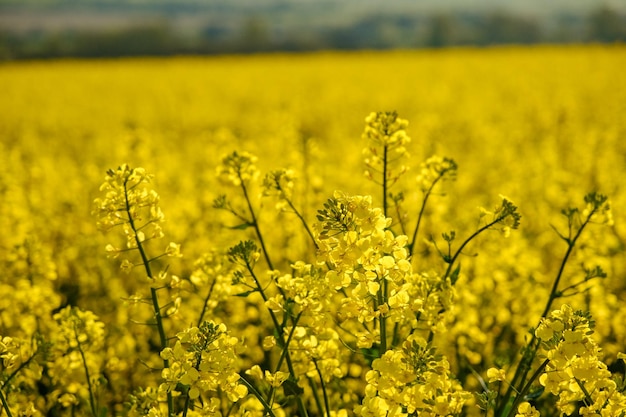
0,0,625,60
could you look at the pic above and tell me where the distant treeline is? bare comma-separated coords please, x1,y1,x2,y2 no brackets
1,6,624,59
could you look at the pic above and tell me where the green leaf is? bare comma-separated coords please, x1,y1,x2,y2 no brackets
229,222,254,230
283,378,304,396
233,289,259,297
450,264,461,285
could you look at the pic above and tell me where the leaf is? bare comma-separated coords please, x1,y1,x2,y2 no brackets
450,264,461,285
229,222,254,230
283,378,304,396
233,289,259,297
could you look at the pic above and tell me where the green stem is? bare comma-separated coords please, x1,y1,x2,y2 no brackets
74,324,98,417
500,207,599,416
273,312,303,373
239,377,278,417
182,336,212,417
382,144,389,218
285,197,319,251
245,264,306,414
247,264,282,334
312,358,332,417
408,176,442,258
505,358,549,417
378,279,388,353
196,278,217,327
540,213,594,319
239,175,274,270
306,375,325,417
574,377,594,407
124,178,173,417
0,386,14,417
444,213,511,280
3,347,39,388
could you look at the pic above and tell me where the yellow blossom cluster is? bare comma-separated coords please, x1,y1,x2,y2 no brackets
536,304,626,416
159,321,247,402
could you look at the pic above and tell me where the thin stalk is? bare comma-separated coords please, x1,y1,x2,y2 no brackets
497,341,539,417
378,279,388,353
505,358,549,417
124,179,173,417
182,335,212,417
306,375,325,417
500,206,600,416
196,279,217,327
312,358,332,417
247,264,282,334
273,312,303,373
382,144,389,218
408,176,443,258
245,265,307,415
239,377,278,417
74,325,98,417
239,175,274,270
540,214,593,319
394,201,408,236
444,213,512,280
0,387,14,417
267,312,304,412
3,348,39,388
574,377,594,406
285,197,319,250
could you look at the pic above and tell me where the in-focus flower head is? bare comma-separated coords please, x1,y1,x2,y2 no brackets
535,305,626,415
160,321,247,402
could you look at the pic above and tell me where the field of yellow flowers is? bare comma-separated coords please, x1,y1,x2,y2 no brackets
1,45,626,417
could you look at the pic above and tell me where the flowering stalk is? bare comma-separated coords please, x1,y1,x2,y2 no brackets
227,241,307,415
540,192,611,318
216,151,275,270
362,111,410,219
408,156,457,258
72,322,98,417
498,192,612,417
443,196,521,281
93,165,182,417
122,175,173,417
263,169,319,251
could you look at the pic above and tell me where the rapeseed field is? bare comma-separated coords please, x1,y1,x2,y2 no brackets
1,45,626,416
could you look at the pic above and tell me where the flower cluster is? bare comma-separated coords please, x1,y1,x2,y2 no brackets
92,164,182,276
263,169,296,204
355,334,471,417
217,151,260,187
93,165,162,242
316,193,404,338
478,195,522,238
415,156,457,193
362,111,411,185
269,262,344,383
536,304,626,415
159,321,248,403
48,306,106,413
